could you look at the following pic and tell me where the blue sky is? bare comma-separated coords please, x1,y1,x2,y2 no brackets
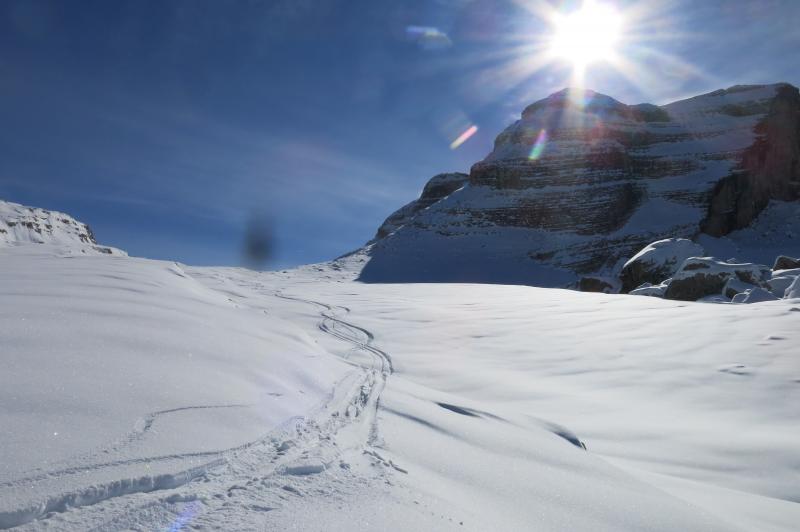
2,0,798,267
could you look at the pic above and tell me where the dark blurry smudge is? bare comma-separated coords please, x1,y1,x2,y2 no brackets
242,213,275,271
405,25,453,50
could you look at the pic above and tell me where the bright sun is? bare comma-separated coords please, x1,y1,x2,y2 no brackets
549,1,622,69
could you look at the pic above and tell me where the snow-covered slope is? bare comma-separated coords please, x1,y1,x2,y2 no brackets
3,232,798,529
0,200,124,255
361,83,800,286
0,245,348,529
699,200,800,265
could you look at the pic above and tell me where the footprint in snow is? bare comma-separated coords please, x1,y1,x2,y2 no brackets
282,485,302,496
281,463,326,476
757,335,788,346
719,364,753,376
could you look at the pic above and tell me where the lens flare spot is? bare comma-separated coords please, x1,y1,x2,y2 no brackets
529,129,548,160
406,25,452,50
449,125,478,150
168,501,201,532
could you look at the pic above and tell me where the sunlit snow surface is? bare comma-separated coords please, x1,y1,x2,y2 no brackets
1,244,798,531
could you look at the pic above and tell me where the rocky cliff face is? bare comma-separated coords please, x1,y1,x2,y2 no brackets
360,83,800,286
702,84,800,235
374,172,468,240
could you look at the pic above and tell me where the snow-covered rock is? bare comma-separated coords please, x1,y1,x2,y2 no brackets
723,277,759,299
629,281,669,297
731,287,780,303
698,200,800,266
361,83,800,286
578,275,620,293
785,275,800,299
620,238,705,292
374,172,468,240
773,267,800,278
664,257,770,301
0,199,124,255
767,275,798,297
773,255,800,270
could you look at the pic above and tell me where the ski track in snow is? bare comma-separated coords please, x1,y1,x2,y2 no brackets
4,253,799,531
7,281,396,530
3,404,253,489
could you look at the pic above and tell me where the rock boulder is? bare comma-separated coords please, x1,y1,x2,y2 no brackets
732,287,780,304
664,258,770,301
620,238,704,292
578,276,619,293
773,255,800,270
786,276,800,299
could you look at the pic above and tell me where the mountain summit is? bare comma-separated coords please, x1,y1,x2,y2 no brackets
360,83,800,286
0,199,123,255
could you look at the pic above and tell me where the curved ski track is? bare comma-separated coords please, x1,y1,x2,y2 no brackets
3,284,394,530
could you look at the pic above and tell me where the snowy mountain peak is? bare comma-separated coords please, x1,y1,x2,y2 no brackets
361,82,800,286
0,199,124,255
521,87,629,120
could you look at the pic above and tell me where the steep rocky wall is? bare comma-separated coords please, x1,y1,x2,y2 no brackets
702,84,800,235
362,84,800,286
373,172,468,240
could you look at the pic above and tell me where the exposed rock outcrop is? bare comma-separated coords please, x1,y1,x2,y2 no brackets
629,282,669,298
361,83,800,286
622,236,800,303
702,85,800,236
723,277,758,299
786,276,800,299
731,287,780,304
374,173,468,240
663,258,770,301
767,275,797,297
578,276,619,293
773,255,800,270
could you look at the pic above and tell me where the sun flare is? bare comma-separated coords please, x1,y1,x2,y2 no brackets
549,1,622,70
